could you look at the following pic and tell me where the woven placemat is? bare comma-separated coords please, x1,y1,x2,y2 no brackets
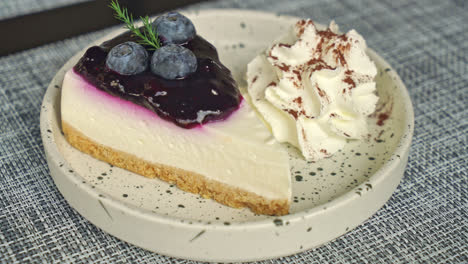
0,0,466,263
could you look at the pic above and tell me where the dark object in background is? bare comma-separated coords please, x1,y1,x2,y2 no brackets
0,0,210,56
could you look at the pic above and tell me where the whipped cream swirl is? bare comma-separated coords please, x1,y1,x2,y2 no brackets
246,20,378,161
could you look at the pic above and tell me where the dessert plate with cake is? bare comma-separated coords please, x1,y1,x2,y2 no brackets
40,6,413,262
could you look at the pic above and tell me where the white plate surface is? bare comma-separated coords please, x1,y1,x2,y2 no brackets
40,9,414,262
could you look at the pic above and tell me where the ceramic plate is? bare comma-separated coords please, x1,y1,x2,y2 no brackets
40,9,413,262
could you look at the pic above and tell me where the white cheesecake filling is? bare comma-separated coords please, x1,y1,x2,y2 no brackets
247,20,378,161
61,70,291,200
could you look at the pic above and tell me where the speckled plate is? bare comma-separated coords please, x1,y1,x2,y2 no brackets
40,9,413,263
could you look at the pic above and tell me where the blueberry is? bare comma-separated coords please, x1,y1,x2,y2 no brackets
106,42,148,75
153,12,196,44
150,44,197,79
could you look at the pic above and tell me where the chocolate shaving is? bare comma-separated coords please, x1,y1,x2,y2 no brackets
377,113,389,126
252,75,258,83
372,98,394,126
333,48,347,66
296,20,307,37
292,69,302,81
320,149,329,155
296,20,314,37
325,42,335,53
315,29,350,67
343,76,356,89
317,29,336,40
314,64,334,72
306,58,334,72
307,58,322,66
298,28,305,37
285,109,299,119
316,85,326,98
277,63,290,72
297,20,307,26
301,128,307,141
284,108,306,120
268,49,278,60
338,34,348,41
293,97,303,105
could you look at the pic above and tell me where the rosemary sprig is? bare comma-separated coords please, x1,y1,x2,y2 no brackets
109,0,161,50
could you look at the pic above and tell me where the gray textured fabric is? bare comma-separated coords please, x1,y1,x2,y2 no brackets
0,0,467,263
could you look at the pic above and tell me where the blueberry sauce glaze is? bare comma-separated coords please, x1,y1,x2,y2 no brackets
74,31,241,128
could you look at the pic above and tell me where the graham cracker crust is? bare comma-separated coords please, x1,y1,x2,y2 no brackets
62,121,290,216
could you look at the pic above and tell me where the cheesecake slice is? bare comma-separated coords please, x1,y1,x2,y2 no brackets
61,31,291,215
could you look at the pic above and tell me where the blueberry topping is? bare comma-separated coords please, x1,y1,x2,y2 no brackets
106,41,148,75
151,44,197,79
153,12,196,44
76,30,241,129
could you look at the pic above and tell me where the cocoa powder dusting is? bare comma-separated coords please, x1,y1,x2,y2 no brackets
330,41,351,66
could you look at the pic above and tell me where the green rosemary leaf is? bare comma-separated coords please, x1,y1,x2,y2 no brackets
109,0,161,50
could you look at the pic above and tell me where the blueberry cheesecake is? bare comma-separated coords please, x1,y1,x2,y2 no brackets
61,3,291,215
